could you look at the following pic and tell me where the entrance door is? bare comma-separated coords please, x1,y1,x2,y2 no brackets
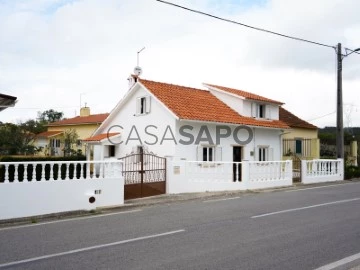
233,146,242,182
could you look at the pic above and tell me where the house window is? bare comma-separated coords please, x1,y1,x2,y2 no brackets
50,139,60,148
140,97,146,114
197,145,222,162
136,96,151,115
108,145,115,157
203,146,214,162
258,147,268,161
295,139,302,155
257,104,266,118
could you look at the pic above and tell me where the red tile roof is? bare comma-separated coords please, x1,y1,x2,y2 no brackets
83,133,120,142
139,79,289,129
36,131,63,138
48,113,109,126
204,83,284,105
279,107,317,129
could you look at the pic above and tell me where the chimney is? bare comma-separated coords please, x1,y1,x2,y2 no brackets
80,106,90,117
128,74,138,89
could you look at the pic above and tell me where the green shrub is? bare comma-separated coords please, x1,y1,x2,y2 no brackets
345,165,360,180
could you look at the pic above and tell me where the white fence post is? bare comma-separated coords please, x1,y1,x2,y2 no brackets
301,159,307,183
338,158,344,181
165,156,174,194
241,160,250,189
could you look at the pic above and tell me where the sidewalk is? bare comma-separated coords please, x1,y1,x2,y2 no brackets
0,180,358,228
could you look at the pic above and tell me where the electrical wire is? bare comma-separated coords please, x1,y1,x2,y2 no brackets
307,111,336,122
156,0,337,49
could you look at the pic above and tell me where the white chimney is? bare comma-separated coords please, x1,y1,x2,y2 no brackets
128,74,138,89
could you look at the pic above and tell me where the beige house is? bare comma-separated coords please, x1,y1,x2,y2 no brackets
280,107,319,159
35,107,109,156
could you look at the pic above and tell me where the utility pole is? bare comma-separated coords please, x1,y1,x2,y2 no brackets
336,43,344,159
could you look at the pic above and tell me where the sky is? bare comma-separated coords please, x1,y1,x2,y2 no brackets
0,0,359,128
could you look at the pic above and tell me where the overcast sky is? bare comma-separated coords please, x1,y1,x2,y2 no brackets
0,0,359,128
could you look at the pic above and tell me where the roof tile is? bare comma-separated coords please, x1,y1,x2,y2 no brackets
139,79,289,129
279,107,317,129
48,113,109,126
83,133,120,142
204,83,284,105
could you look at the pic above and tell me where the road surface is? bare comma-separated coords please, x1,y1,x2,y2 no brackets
1,182,360,269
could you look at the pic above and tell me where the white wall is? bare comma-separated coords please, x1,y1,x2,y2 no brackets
0,161,124,220
174,121,282,162
94,84,177,159
209,90,244,115
301,159,344,184
166,159,292,194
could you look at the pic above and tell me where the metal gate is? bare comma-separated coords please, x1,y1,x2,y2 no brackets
292,155,301,182
119,153,166,200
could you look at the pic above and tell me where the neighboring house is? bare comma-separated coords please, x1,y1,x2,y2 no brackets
0,93,17,112
84,76,290,164
35,107,109,156
279,107,319,159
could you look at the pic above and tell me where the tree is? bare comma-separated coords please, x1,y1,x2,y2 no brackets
20,119,47,134
62,129,80,157
0,123,38,155
38,109,64,123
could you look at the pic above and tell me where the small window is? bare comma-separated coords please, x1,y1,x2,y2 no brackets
202,146,214,161
140,97,146,114
109,145,115,157
257,104,266,118
136,96,151,115
258,147,268,161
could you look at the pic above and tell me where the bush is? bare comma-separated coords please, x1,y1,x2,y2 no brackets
345,165,360,180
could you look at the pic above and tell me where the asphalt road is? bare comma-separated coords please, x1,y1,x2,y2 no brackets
1,182,360,270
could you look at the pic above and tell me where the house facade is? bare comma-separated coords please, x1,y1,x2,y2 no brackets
84,76,290,163
279,107,319,159
35,107,109,156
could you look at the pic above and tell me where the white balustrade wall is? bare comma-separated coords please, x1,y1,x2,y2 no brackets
301,159,344,184
166,159,292,194
0,160,124,220
247,161,292,189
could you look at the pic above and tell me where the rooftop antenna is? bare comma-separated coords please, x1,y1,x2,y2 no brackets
134,47,145,76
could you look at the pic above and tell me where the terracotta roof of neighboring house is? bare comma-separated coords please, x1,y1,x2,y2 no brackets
139,79,289,129
83,133,120,142
203,83,284,105
0,93,17,112
48,113,109,126
36,131,63,138
279,107,317,129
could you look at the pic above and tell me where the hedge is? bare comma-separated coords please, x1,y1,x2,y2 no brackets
345,165,360,180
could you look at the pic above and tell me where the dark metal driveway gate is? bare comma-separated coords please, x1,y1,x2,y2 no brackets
119,153,166,200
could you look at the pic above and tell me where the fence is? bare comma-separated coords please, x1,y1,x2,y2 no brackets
166,159,292,194
301,159,344,184
247,161,292,189
0,160,124,220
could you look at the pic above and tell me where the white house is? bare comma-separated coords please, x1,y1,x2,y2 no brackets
84,76,289,164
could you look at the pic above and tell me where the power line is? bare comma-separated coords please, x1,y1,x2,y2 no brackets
307,111,336,122
156,0,336,49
